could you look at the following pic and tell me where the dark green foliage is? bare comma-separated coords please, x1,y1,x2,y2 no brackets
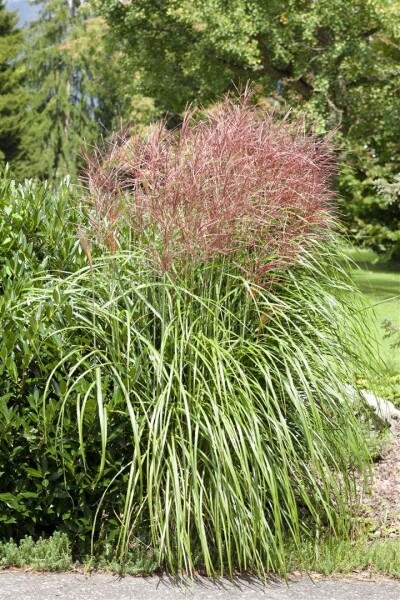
0,1,25,168
0,172,140,552
15,1,128,181
0,167,84,282
17,1,93,179
94,0,392,120
0,170,92,547
363,174,400,261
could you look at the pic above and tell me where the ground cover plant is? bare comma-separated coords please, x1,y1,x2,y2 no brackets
1,533,400,579
0,533,72,572
0,94,378,576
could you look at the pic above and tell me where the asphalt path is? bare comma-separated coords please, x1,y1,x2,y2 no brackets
0,572,399,600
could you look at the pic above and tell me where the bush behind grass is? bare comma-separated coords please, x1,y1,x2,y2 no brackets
0,169,95,547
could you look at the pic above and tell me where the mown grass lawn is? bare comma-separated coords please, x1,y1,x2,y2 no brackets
348,247,400,371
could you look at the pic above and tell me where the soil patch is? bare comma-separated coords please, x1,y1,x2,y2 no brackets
360,422,400,537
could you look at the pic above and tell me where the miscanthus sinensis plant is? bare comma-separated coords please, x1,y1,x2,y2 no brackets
10,94,374,575
81,92,335,275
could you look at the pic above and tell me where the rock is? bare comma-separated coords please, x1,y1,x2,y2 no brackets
359,389,400,422
345,385,400,431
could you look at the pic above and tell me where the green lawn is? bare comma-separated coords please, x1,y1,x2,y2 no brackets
348,246,400,374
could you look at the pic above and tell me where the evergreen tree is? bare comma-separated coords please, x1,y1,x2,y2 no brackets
18,0,125,180
0,0,25,168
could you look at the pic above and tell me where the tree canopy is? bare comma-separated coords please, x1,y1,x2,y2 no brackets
94,0,400,256
92,1,398,123
0,0,398,256
14,0,143,180
0,0,25,169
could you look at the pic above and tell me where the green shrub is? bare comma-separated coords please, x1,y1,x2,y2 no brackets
0,169,92,545
0,167,84,286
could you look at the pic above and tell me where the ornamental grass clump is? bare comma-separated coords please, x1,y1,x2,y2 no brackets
6,94,374,575
82,92,335,276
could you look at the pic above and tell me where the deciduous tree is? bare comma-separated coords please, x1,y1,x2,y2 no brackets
93,0,400,256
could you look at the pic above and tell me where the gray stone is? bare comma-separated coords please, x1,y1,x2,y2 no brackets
345,385,400,431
